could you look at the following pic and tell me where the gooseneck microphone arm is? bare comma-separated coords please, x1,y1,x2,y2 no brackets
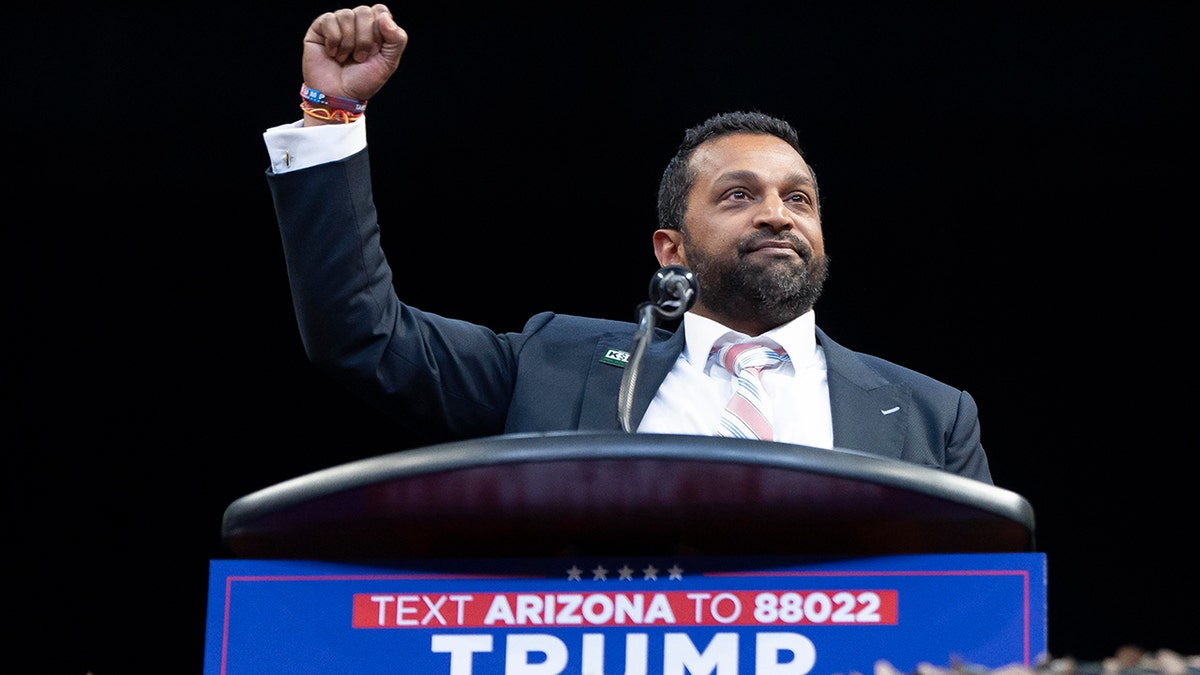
618,265,698,432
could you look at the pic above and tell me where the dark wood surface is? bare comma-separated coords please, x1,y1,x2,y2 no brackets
223,432,1035,560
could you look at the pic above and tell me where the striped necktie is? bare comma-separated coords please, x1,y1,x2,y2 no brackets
715,341,790,441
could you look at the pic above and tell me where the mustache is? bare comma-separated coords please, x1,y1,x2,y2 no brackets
737,231,812,261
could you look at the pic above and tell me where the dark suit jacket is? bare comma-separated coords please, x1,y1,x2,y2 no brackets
267,148,992,484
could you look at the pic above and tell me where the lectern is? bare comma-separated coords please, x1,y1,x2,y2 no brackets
205,432,1043,674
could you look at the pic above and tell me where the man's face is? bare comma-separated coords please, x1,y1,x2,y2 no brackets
663,132,828,332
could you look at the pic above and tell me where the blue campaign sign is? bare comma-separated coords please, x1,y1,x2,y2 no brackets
204,553,1045,674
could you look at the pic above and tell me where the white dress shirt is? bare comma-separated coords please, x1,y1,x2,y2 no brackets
638,311,834,449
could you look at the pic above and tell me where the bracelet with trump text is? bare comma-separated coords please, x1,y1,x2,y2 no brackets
299,83,367,123
300,83,368,113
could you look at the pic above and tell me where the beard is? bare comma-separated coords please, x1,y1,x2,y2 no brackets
684,229,830,328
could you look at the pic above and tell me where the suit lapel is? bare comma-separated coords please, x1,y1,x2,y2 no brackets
578,325,685,430
818,328,910,460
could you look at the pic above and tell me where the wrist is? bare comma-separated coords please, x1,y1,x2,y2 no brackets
299,83,367,124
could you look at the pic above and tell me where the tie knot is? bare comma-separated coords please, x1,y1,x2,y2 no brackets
716,341,789,374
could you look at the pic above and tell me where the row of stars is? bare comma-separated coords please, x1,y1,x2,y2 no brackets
565,564,685,581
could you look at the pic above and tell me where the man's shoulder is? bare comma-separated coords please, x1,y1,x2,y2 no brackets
817,327,963,395
521,311,635,332
521,311,675,348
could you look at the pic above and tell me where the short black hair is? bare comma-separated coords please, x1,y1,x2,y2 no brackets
656,110,818,231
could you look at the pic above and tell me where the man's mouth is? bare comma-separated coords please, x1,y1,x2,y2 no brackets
744,236,807,260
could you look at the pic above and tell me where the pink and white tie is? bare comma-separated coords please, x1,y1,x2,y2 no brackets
715,341,789,441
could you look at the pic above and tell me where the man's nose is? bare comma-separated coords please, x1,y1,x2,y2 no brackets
754,193,794,231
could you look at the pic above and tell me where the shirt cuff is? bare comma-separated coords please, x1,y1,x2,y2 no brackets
263,117,369,174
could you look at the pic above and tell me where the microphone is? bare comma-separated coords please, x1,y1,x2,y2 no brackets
618,265,699,432
646,264,698,320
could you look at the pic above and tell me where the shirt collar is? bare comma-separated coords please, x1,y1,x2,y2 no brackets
681,310,818,371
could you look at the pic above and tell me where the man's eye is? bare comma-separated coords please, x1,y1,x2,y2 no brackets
729,190,750,200
789,193,811,204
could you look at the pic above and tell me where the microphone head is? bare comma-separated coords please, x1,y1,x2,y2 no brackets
648,265,698,319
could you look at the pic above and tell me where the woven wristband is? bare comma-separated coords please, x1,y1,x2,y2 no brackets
300,101,363,123
300,83,368,114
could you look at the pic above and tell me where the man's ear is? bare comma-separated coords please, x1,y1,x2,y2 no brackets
653,229,685,267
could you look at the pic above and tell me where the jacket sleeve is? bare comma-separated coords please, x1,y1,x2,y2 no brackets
944,389,992,484
266,149,523,444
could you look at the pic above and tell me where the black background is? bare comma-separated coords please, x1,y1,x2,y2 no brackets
8,1,1197,671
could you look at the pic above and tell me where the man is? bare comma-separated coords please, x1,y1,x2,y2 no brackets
263,4,992,484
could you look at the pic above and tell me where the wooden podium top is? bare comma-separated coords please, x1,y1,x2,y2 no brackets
222,431,1035,560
